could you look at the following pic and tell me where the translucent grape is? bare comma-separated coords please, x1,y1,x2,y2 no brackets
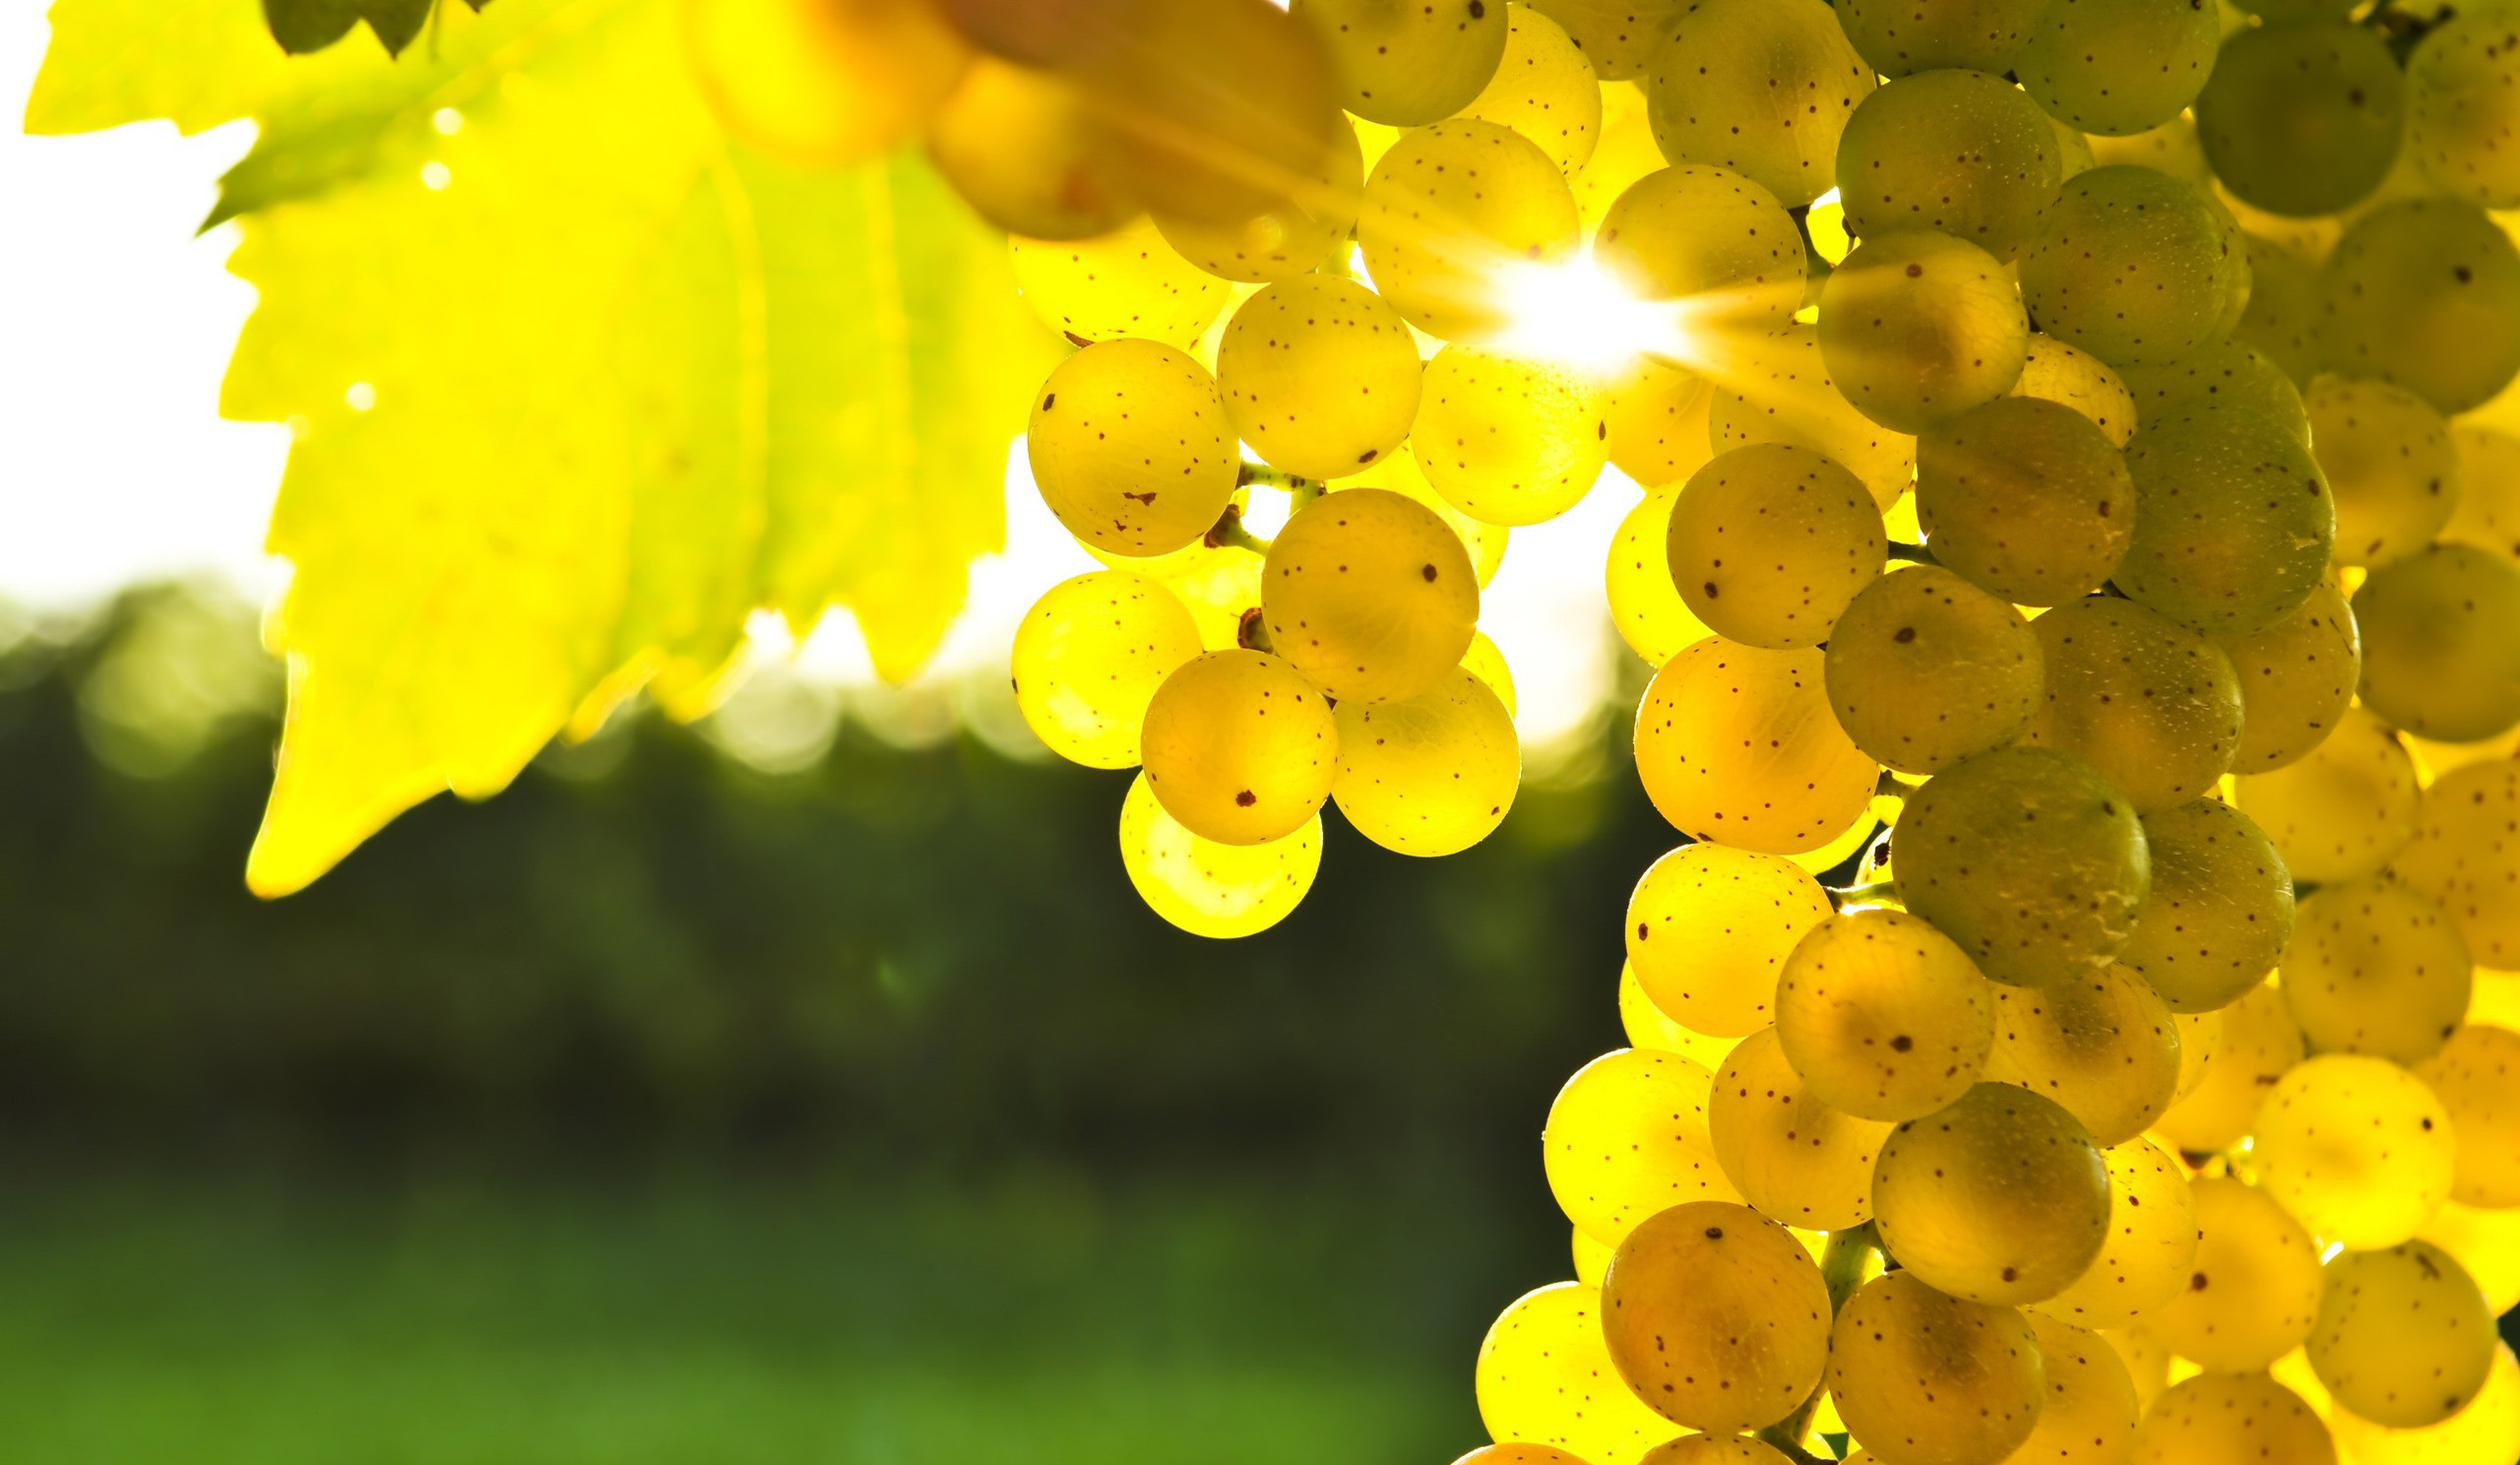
2113,798,2294,1015
2281,880,2471,1066
1620,960,1739,1072
926,58,1136,240
1708,1026,1890,1230
1460,628,1517,715
2227,0,2356,17
2113,340,2309,446
1667,444,1885,651
2009,333,2137,447
2408,9,2520,209
1914,397,2133,607
2018,166,2242,370
1416,347,1611,527
2302,376,2462,570
2169,1007,2220,1103
1574,99,1667,231
1478,1282,1685,1464
2034,1137,2197,1332
2130,1372,2336,1465
685,0,968,164
2017,0,2218,136
2194,22,2404,219
1637,1438,1794,1465
1634,640,1879,855
1827,1271,2046,1465
1984,964,2183,1146
1823,566,2041,776
2444,423,2520,562
2234,231,2324,387
1709,326,1918,512
1643,0,1873,208
1117,774,1320,938
2100,1328,2171,1416
2352,543,2520,742
2329,1343,2520,1465
1833,0,2048,78
2144,1175,2322,1370
1594,166,1806,340
1218,276,1421,482
2424,1202,2520,1316
1453,1446,1593,1465
1873,1081,2111,1306
1011,218,1234,350
1084,531,1263,650
1544,1048,1735,1246
1457,5,1602,172
1153,115,1363,283
2115,412,2336,637
1606,358,1716,492
1029,340,1240,555
1011,571,1202,769
2213,580,2360,775
2308,1241,2496,1429
1292,0,1506,126
1607,484,1715,666
1330,665,1518,857
2010,1314,2140,1465
2021,596,2243,814
2394,760,2520,970
1819,233,2030,433
1525,0,1684,80
1835,70,2064,262
2316,198,2520,415
1337,450,1512,589
1573,1226,1612,1290
1357,118,1580,343
1775,908,1996,1123
1626,843,1832,1039
2233,704,2420,884
2149,980,2302,1152
2255,1053,2456,1250
1602,1200,1833,1433
2414,1023,2520,1209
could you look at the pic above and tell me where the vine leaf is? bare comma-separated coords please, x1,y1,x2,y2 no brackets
261,0,468,55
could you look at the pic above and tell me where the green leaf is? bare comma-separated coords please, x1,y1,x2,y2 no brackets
262,0,435,54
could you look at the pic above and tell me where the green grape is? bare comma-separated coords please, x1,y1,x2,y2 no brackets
2114,798,2295,1014
2234,232,2324,387
1544,1048,1736,1246
1478,1281,1685,1463
2233,704,2420,883
1833,0,2048,77
2414,1024,2520,1209
2018,166,2241,370
1029,340,1240,555
2394,760,2520,971
2304,376,2462,569
1620,959,1740,1072
1010,220,1233,354
2009,333,2136,447
1635,640,1880,854
1011,571,1202,769
1873,1082,2110,1305
2144,1175,2323,1370
1417,346,1611,526
1827,1271,2046,1465
1261,487,1478,704
2150,980,2302,1151
1292,0,1506,126
1835,70,2064,262
1627,843,1833,1039
1153,114,1362,283
2051,115,2100,180
1575,100,1668,231
2170,1006,2220,1103
1916,397,2133,606
2445,424,2520,562
2329,1342,2520,1465
2408,9,2520,209
2009,1314,2141,1465
1606,357,1716,491
1602,1200,1833,1433
1984,964,2183,1146
2309,1241,2496,1429
1460,628,1517,714
2194,22,2404,219
2200,191,2251,343
2214,580,2361,774
1458,5,1603,173
2016,0,2219,137
1357,118,1580,343
1644,0,1875,208
1666,444,1885,650
2021,596,2243,813
2316,199,2520,415
1217,275,1422,482
1337,448,1512,589
1708,1026,1891,1230
2228,0,2355,17
1638,1437,1794,1465
1139,650,1339,844
1892,746,2152,990
1594,166,1807,340
2256,1053,2457,1249
1819,233,2030,433
1524,0,1684,80
2114,340,2309,445
927,58,1136,240
1823,566,2041,776
1607,483,1716,666
1330,665,1519,857
2130,1372,2337,1465
2352,543,2520,742
2034,1137,2198,1332
1117,773,1320,938
1775,909,1997,1123
2116,412,2336,637
2280,879,2471,1066
1709,326,1918,511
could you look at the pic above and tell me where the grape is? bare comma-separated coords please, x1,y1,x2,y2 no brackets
1544,1048,1735,1246
1357,118,1580,343
1457,5,1603,172
1416,346,1611,527
1891,746,2152,991
1666,444,1885,651
1337,449,1512,589
1620,960,1739,1071
1626,843,1832,1039
1573,1225,1612,1289
1477,1281,1685,1464
2150,980,2303,1152
2018,166,2242,370
2009,334,2137,447
1261,487,1479,704
2228,0,2354,16
1822,565,2041,776
2233,705,2421,884
1872,1081,2110,1306
2194,22,2405,219
2113,340,2309,447
1011,571,1202,769
2129,1372,2337,1465
2394,760,2520,970
1525,0,1684,80
1574,101,1668,231
1028,340,1239,555
1139,650,1339,845
1292,0,1506,126
926,59,1137,240
2425,1202,2520,1316
2303,376,2462,570
2020,596,2244,814
2280,879,2471,1067
2445,424,2520,562
1835,70,2064,262
2330,1343,2520,1465
684,0,968,165
1117,773,1320,938
2010,1314,2141,1465
1634,640,1879,855
2015,0,2219,137
1460,628,1517,714
1774,908,1997,1122
2144,1175,2323,1370
1636,1438,1794,1465
2308,1241,2497,1429
2413,1024,2520,1209
1709,329,1919,513
1984,964,2183,1146
2315,198,2520,415
1217,275,1422,482
2254,1052,2456,1250
1085,528,1263,650
2034,1137,2197,1332
1330,665,1519,857
2352,543,2520,742
2234,232,2324,388
1645,0,1874,208
2115,411,2336,638
2169,1006,2220,1103
1602,1200,1833,1433
1818,233,2030,433
1011,218,1234,350
2113,798,2295,1015
1833,0,2048,77
1607,484,1716,666
1708,1026,1891,1230
2408,9,2520,209
1154,115,1363,284
1914,397,2133,606
1452,1447,1592,1465
2213,580,2360,774
1606,358,1716,491
1594,166,1807,341
1826,1271,2046,1465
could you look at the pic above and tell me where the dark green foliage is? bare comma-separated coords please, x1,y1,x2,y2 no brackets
261,0,489,56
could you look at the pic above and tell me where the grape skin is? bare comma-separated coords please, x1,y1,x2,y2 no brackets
2018,595,2244,815
1914,397,2133,607
2144,1175,2323,1372
1605,358,1716,492
1028,339,1240,555
2212,579,2360,775
1602,1200,1834,1434
1667,443,1886,651
2113,339,2308,447
2193,21,2404,219
1606,482,1716,666
1139,650,1340,846
2015,0,2220,138
1827,1270,2046,1465
1636,1437,1793,1465
1818,232,2029,434
1524,0,1686,80
2444,423,2520,562
2149,980,2303,1153
1292,0,1507,127
1544,1048,1736,1247
1356,118,1579,343
2010,1313,2140,1465
1011,571,1202,769
2307,1241,2497,1429
2233,703,2421,884
1634,639,1880,856
1774,908,1996,1123
1595,165,1806,340
1834,69,2063,263
1708,1025,1890,1230
1833,0,2048,76
2018,166,2241,370
2008,333,2136,447
2112,798,2294,1016
2412,1023,2520,1209
2392,760,2520,972
1151,113,1364,285
2408,9,2520,209
2129,1372,2336,1465
1011,218,1233,350
1331,665,1520,857
1643,0,1874,208
1626,842,1833,1039
2254,1052,2456,1250
926,58,1137,241
1262,488,1479,704
1477,1281,1684,1464
2115,411,2337,638
2351,542,2520,742
2315,197,2520,415
1457,6,1602,172
1822,565,2041,776
2279,879,2472,1067
1983,963,2183,1147
1416,346,1612,527
1217,274,1423,481
1871,1081,2111,1306
2328,1343,2520,1465
1117,773,1320,939
2032,1136,2197,1333
2304,375,2462,570
1709,326,1919,512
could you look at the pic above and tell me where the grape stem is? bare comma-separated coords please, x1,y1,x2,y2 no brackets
1237,462,1322,495
1208,505,1273,557
1826,878,1898,910
1756,1223,1878,1464
1884,541,1939,567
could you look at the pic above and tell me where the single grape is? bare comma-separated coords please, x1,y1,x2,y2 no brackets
1457,5,1602,172
1643,0,1872,207
2194,21,2405,218
1833,0,2048,78
2033,1136,2197,1332
1010,218,1234,349
1139,651,1338,845
2020,596,2243,814
2233,704,2420,884
1637,1437,1794,1465
2407,9,2520,209
1478,1282,1685,1463
1620,960,1740,1072
1606,358,1716,492
1028,340,1239,555
2018,0,2218,136
2144,1175,2323,1370
1544,1048,1735,1246
1709,1026,1891,1231
1666,444,1885,650
1836,70,2064,262
1524,0,1685,79
2010,1314,2140,1465
1217,276,1421,482
1823,565,2041,776
2393,759,2520,970
1261,488,1477,704
1607,483,1716,666
1915,397,2134,606
2114,798,2295,1014
1775,908,1996,1123
2130,1372,2337,1465
2115,411,2336,637
926,58,1136,240
1872,1081,2111,1306
2329,1342,2520,1465
2214,580,2361,774
1011,571,1202,769
1602,1200,1834,1433
2309,1241,2497,1429
2255,1053,2457,1250
1819,232,2030,433
1416,346,1611,527
685,0,968,164
1330,666,1518,857
1459,628,1517,714
1292,0,1506,126
2018,166,2242,370
1827,1271,2046,1465
2150,981,2302,1151
1336,449,1512,589
2316,198,2520,415
2113,340,2309,447
1634,640,1879,855
2414,1024,2520,1209
1153,115,1363,284
1357,118,1579,343
1627,843,1832,1039
1595,166,1806,341
2234,231,2324,387
1117,773,1320,938
2304,376,2463,569
1984,964,2183,1146
2352,543,2520,742
2281,879,2472,1066
1084,528,1263,650
2009,333,2137,447
2445,423,2520,562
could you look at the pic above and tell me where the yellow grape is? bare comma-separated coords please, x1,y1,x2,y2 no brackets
1633,640,1879,856
2423,1202,2520,1316
2100,1328,2171,1416
1260,487,1478,704
1984,964,2183,1147
1574,98,1668,231
2113,798,2296,1015
1872,1081,2111,1306
2306,376,2462,570
1477,1281,1684,1465
1154,115,1363,284
1117,773,1320,939
2149,981,2303,1153
1606,486,1715,666
1010,217,1234,350
2352,543,2520,743
2145,1175,2323,1370
2009,333,2136,448
2170,1007,2219,1103
1458,5,1603,173
1709,1026,1891,1231
1029,340,1240,556
1638,1437,1794,1465
1217,275,1422,481
2329,1343,2520,1465
1525,0,1684,80
2114,339,2310,446
1827,1271,2045,1465
1594,166,1807,341
2393,757,2520,974
1619,960,1739,1071
2017,0,2219,137
1835,69,2063,263
1602,1200,1833,1433
1010,571,1202,768
1834,0,2046,76
2018,595,2244,814
686,0,967,164
1544,1048,1735,1247
2314,198,2520,416
1774,908,1997,1122
1292,0,1506,126
1644,0,1874,208
1331,665,1520,857
1626,842,1832,1039
2033,1137,2198,1333
1574,1225,1612,1289
1914,396,2135,607
2018,167,2240,369
2308,1241,2496,1429
1357,118,1580,343
1139,650,1339,845
1605,358,1716,490
2129,1372,2336,1465
1340,449,1511,589
1461,629,1517,716
1453,1446,1593,1465
2232,705,2421,884
2234,229,2324,387
1818,232,2029,434
2254,1053,2456,1250
1668,444,1886,650
2280,880,2472,1066
2116,412,2338,638
926,57,1136,240
2007,1314,2140,1465
2413,1024,2520,1209
2213,579,2361,775
2410,5,2520,206
1416,346,1611,527
1708,326,1918,512
2443,423,2520,561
